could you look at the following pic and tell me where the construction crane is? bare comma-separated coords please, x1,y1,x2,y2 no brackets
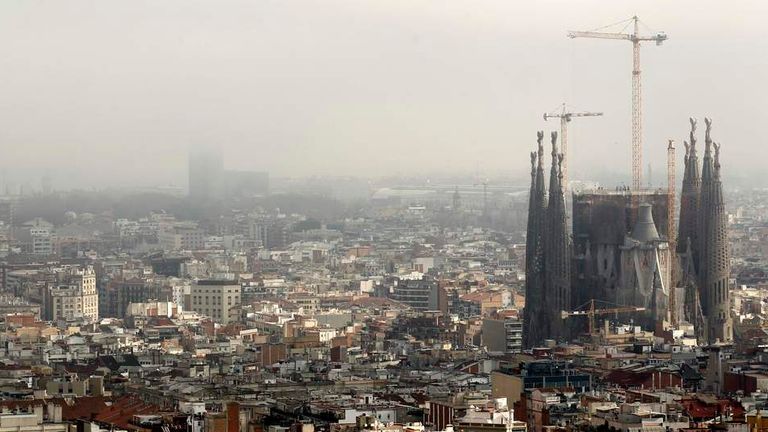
667,139,677,325
561,299,646,335
473,179,489,218
568,16,667,191
543,104,603,192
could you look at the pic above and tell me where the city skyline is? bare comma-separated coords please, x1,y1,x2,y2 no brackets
0,2,766,430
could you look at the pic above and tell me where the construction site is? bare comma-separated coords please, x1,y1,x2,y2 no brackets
523,17,732,348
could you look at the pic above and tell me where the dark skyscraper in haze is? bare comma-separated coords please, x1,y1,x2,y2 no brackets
189,147,224,200
188,148,269,200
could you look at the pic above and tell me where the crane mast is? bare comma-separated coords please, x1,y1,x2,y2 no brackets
569,16,667,190
473,180,490,219
543,104,603,192
667,139,677,325
632,17,642,191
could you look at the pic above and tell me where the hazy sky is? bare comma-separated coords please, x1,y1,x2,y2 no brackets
1,0,766,190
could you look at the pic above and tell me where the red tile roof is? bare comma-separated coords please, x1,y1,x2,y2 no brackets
679,397,744,421
93,396,159,430
60,396,110,420
604,370,652,387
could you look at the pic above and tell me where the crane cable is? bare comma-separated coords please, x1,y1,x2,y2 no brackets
587,17,635,33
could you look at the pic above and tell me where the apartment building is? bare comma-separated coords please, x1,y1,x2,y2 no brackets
44,266,98,323
190,279,241,325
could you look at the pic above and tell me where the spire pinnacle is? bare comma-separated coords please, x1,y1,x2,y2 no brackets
714,142,721,178
549,132,560,191
704,117,713,156
537,131,545,169
689,117,697,153
550,131,559,160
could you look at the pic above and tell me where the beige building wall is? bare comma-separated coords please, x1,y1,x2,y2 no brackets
48,267,98,323
491,371,523,405
482,319,507,353
191,281,241,324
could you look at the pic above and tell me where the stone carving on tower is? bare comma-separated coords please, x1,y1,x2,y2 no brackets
681,237,706,340
618,203,671,328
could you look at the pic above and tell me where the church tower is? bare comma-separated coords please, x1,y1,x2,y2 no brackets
524,132,571,347
698,119,733,343
677,119,706,338
677,118,701,265
523,133,547,348
543,132,571,341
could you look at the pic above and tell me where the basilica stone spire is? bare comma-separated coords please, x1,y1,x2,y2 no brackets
697,119,733,343
543,132,571,341
523,131,571,347
677,118,701,267
523,132,547,348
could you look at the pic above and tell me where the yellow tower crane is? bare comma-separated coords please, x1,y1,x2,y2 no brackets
561,299,646,336
568,16,667,191
543,104,603,192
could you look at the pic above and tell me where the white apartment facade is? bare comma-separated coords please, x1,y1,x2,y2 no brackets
190,280,241,325
46,266,98,323
159,223,205,251
30,227,54,255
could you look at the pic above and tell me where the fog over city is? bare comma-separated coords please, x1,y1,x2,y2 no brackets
1,0,766,190
4,1,768,423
